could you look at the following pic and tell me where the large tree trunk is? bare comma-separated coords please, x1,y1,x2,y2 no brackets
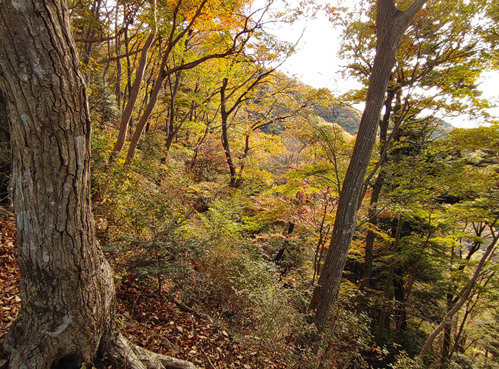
358,88,395,302
0,90,11,207
0,2,114,367
0,1,195,369
307,0,428,343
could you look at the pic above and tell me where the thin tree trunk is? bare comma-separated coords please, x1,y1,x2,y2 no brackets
81,0,103,83
396,266,416,333
307,0,428,344
125,0,212,164
393,271,407,331
449,272,492,358
312,196,332,286
190,114,212,171
233,132,249,187
358,172,383,298
166,72,182,151
376,215,403,345
124,24,133,112
220,78,238,186
115,4,122,111
419,229,499,359
112,0,157,156
440,294,453,367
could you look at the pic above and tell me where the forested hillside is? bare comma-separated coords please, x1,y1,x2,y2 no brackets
0,0,499,369
314,104,362,134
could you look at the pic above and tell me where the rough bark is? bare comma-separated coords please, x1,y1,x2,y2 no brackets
307,0,428,343
358,88,395,301
0,1,196,368
0,90,11,207
0,91,8,143
0,2,114,366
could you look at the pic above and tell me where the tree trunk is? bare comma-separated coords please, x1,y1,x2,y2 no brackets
0,90,8,143
0,90,11,207
0,2,196,368
80,0,103,84
419,230,499,359
112,0,157,156
0,2,114,366
393,271,407,332
358,88,395,302
358,170,383,303
125,0,212,164
166,72,182,151
115,4,122,111
376,216,403,345
220,78,238,187
307,0,428,343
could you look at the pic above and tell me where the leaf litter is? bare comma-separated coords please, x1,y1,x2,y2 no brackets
0,215,287,368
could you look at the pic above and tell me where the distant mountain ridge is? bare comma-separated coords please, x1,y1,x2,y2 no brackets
313,104,362,134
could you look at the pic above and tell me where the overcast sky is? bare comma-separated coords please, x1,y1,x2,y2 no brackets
264,2,499,128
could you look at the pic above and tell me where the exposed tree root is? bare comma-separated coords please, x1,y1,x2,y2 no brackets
106,333,198,369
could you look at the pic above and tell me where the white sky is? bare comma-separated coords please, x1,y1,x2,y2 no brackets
264,3,499,129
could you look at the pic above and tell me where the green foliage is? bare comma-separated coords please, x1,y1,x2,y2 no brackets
76,0,499,366
389,351,424,369
87,76,119,125
338,0,495,123
315,298,375,369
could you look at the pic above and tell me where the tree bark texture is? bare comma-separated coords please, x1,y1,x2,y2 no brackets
0,90,8,143
308,0,428,341
0,1,197,369
0,90,11,206
358,88,395,300
0,1,115,367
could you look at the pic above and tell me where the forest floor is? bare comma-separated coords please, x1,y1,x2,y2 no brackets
0,214,288,369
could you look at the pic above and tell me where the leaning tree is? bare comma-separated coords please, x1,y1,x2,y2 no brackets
308,0,429,344
0,0,196,368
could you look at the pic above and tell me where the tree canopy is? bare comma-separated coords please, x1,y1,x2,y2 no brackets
1,0,499,368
